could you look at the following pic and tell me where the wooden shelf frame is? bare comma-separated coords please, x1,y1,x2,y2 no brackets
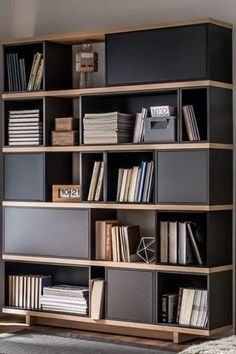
2,143,233,153
2,80,233,100
1,17,232,46
2,254,232,274
2,201,233,211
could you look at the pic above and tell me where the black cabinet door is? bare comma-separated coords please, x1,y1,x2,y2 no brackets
106,268,155,323
106,25,207,85
4,153,45,201
4,207,90,259
157,150,208,203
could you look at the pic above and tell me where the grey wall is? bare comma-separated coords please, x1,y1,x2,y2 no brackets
4,0,236,37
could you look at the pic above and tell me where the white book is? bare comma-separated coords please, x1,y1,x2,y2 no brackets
179,288,195,325
146,161,154,202
87,161,101,201
9,109,40,115
128,167,140,202
9,118,40,123
9,141,42,146
119,169,128,202
18,275,24,307
124,169,132,202
169,221,178,264
116,168,124,201
178,222,187,264
190,290,202,326
94,162,104,201
133,113,143,143
91,280,105,320
9,114,40,118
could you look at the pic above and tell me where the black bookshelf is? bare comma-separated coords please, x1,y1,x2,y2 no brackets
1,18,233,342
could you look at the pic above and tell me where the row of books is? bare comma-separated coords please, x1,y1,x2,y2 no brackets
8,274,105,319
182,105,200,141
162,288,208,327
8,275,51,310
6,52,44,92
160,221,204,265
116,161,154,203
40,284,89,315
87,161,104,201
83,112,134,144
8,109,43,146
95,220,140,262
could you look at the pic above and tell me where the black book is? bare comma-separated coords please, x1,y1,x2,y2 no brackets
19,59,26,91
162,293,178,323
6,54,13,91
187,223,204,265
15,53,22,91
9,54,16,91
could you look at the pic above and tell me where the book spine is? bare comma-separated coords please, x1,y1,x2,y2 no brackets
176,287,183,323
162,295,168,323
137,161,147,202
105,224,113,261
94,162,104,201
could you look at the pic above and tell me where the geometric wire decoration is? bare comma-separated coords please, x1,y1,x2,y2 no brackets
136,237,156,264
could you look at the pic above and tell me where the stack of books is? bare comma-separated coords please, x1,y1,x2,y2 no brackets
8,275,51,310
162,288,208,327
87,161,104,201
182,105,200,141
6,52,44,92
40,285,89,315
95,221,140,262
116,161,154,203
8,109,43,146
160,221,204,265
83,112,134,144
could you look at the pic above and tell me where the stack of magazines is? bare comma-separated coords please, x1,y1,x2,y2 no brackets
83,112,134,144
8,108,43,146
40,285,89,315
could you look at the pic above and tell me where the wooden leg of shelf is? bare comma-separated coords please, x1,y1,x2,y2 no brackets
173,332,198,344
26,314,35,326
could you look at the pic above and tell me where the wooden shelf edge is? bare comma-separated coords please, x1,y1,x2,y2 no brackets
2,80,233,100
2,201,233,211
2,143,233,153
2,254,232,274
3,307,231,336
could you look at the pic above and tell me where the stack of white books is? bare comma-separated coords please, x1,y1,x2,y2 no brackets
8,109,43,146
40,284,89,315
83,112,134,144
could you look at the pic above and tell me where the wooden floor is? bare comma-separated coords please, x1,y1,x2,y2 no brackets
0,315,232,352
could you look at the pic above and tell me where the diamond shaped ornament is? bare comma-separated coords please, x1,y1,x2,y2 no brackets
136,237,156,263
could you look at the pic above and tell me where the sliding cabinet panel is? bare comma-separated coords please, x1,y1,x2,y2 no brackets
106,268,155,323
4,153,45,201
4,207,90,259
157,150,208,204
